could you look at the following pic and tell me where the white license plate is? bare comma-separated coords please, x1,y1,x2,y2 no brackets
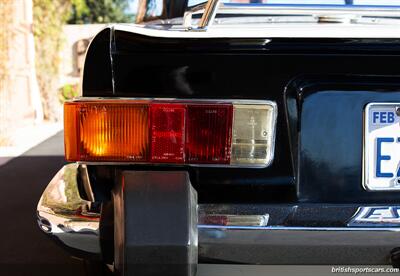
364,103,400,191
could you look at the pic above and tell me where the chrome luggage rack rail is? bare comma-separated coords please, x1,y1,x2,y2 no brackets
184,1,400,31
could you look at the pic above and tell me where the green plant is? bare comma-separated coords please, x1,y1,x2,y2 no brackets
33,0,72,121
59,83,79,103
68,0,133,24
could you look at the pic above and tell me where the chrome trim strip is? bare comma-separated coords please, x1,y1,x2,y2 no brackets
198,225,400,231
69,97,275,105
198,214,269,227
36,164,101,256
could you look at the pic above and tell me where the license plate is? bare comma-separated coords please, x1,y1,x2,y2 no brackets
364,103,400,191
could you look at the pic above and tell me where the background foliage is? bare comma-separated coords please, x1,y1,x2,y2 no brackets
59,84,79,103
68,0,133,24
32,0,133,121
33,0,72,121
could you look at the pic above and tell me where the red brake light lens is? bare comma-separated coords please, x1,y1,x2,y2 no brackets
186,105,232,164
150,103,185,163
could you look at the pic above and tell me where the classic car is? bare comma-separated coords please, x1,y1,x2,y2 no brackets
36,0,400,275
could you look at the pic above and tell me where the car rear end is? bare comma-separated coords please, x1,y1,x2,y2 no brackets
36,2,400,275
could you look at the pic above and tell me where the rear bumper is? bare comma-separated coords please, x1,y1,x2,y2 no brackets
36,164,101,258
199,226,399,264
37,164,400,264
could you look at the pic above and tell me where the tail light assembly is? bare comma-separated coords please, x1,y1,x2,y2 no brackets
64,99,277,168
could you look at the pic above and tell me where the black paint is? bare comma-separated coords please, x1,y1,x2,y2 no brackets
83,27,400,204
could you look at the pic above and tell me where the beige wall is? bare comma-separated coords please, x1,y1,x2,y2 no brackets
0,0,43,145
0,7,105,145
59,24,106,89
0,0,105,147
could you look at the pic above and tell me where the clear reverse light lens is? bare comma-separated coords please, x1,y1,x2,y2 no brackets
231,104,276,166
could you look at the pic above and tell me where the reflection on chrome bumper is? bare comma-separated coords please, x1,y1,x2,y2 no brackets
198,225,400,264
36,164,101,256
198,205,400,264
37,164,400,264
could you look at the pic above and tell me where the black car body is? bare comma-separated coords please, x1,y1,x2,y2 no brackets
37,1,400,275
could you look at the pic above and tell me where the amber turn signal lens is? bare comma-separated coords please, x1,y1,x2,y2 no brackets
64,101,149,162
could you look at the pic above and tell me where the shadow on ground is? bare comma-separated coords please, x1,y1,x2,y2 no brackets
0,132,85,276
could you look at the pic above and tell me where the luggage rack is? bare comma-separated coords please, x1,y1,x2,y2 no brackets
184,0,400,31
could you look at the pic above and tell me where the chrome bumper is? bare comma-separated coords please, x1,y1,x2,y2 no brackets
37,164,400,264
37,164,101,257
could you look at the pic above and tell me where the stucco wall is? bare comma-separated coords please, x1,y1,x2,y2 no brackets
0,0,42,145
59,24,106,89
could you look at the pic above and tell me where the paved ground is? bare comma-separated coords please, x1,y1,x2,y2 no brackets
0,122,62,166
0,131,85,276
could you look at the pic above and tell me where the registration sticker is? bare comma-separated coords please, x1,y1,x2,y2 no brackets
364,103,400,191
